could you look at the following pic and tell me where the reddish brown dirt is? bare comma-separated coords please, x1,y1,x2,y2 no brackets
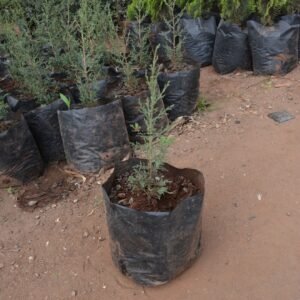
1,66,300,299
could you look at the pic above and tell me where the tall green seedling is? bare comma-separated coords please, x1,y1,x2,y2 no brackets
128,47,172,200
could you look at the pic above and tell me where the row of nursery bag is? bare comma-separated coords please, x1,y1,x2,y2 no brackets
212,15,300,75
149,14,299,75
0,64,201,186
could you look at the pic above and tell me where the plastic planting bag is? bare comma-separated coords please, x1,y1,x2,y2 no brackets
181,16,217,66
0,117,44,187
24,99,68,163
158,66,200,121
58,100,130,173
122,91,168,142
5,95,39,113
150,23,172,64
102,159,205,286
281,15,300,59
212,21,252,74
247,20,298,75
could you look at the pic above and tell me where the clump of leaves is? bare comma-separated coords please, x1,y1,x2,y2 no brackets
162,0,185,69
187,0,218,18
126,0,152,69
3,25,53,104
128,47,173,200
256,0,290,25
197,96,210,112
68,0,117,105
219,0,257,25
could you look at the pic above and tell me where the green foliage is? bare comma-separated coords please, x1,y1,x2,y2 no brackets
2,25,53,104
197,96,210,112
256,0,289,25
187,0,218,18
0,95,8,120
163,0,185,68
127,0,189,21
66,0,117,104
219,0,256,24
60,93,71,109
287,0,300,13
127,0,152,69
128,47,173,200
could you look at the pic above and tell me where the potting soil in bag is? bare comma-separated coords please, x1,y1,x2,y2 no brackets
157,66,200,121
0,117,44,187
102,159,205,286
212,21,252,74
25,99,68,163
122,91,168,142
181,16,217,66
247,20,298,75
58,100,130,173
281,14,300,59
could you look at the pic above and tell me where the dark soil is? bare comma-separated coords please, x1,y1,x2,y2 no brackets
163,62,195,73
0,119,18,133
110,171,197,212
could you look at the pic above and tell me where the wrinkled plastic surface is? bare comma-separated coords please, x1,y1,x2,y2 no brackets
25,99,67,163
181,16,217,66
58,100,130,173
150,23,172,64
248,20,298,75
0,117,44,187
102,159,205,286
158,66,200,121
212,21,252,74
281,14,300,59
6,95,39,113
122,91,168,142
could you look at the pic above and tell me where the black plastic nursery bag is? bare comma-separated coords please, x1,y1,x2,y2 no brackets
181,16,217,66
102,159,205,286
158,66,200,121
25,99,68,163
0,117,44,187
58,100,130,173
122,91,168,142
212,20,252,74
281,14,300,59
247,20,298,75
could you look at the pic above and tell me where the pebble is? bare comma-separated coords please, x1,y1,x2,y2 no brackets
286,212,291,216
117,193,126,199
51,204,57,208
28,256,35,262
71,290,77,297
83,231,89,238
0,263,4,269
73,199,79,204
28,200,38,207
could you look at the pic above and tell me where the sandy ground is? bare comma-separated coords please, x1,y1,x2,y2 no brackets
0,66,300,300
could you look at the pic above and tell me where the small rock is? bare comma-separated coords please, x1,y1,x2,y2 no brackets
35,215,40,220
286,212,291,216
28,200,38,207
115,185,121,191
0,263,4,269
117,193,126,199
45,241,49,247
83,231,89,238
55,218,60,223
73,199,79,204
51,204,57,208
28,256,35,262
102,284,106,289
71,290,77,297
34,273,40,278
